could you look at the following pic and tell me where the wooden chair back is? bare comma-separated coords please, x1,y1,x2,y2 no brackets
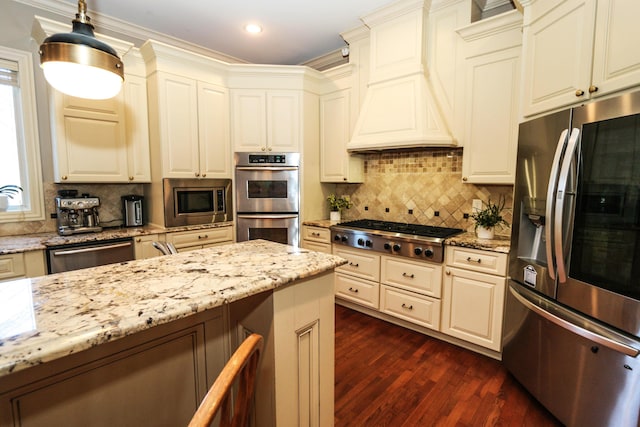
188,333,263,427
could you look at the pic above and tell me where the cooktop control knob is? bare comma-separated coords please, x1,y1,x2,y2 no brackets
357,238,365,246
392,244,401,252
341,235,349,242
365,240,373,247
384,242,391,250
424,248,434,258
334,235,341,241
414,247,423,256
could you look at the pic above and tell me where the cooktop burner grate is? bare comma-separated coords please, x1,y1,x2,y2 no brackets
337,219,463,239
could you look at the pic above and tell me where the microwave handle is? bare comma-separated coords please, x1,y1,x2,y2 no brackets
235,166,299,172
237,214,299,219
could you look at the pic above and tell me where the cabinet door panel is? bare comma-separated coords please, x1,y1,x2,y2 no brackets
320,90,350,182
123,75,151,182
267,91,299,152
160,74,199,177
381,256,442,297
380,284,440,330
232,91,267,152
198,82,230,178
335,273,380,309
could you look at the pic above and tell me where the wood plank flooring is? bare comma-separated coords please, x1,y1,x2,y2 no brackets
334,304,563,427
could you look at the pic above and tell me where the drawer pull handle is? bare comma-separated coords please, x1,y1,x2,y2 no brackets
198,235,209,240
401,303,413,310
349,262,359,267
311,232,320,237
348,287,359,293
467,257,482,263
402,272,415,278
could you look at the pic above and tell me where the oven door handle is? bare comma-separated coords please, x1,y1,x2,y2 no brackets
51,241,133,256
235,166,299,172
237,214,299,219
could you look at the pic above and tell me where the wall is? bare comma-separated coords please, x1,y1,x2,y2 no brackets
334,148,513,236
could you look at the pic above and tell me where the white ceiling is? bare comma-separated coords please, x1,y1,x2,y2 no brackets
56,0,397,65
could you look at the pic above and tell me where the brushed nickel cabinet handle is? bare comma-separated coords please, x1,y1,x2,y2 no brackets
402,272,415,278
401,303,413,310
348,287,359,293
575,89,585,97
589,85,598,93
467,257,482,263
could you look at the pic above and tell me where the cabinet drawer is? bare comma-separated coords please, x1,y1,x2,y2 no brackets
302,226,331,243
335,273,379,309
167,227,233,249
381,256,442,298
333,246,380,281
380,285,440,330
445,246,507,276
301,240,332,254
0,253,25,281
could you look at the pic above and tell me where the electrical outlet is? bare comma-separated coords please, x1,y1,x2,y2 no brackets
472,199,483,212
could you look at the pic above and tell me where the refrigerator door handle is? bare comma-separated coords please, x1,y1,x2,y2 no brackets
554,128,580,283
509,284,640,357
545,129,569,280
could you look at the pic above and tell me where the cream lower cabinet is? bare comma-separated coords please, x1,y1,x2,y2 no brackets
165,226,233,252
333,246,381,309
380,255,442,330
133,234,166,260
0,251,46,282
441,246,507,352
300,225,332,254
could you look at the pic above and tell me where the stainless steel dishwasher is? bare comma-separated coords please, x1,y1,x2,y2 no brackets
46,237,135,274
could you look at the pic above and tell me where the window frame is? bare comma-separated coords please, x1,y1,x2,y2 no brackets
0,46,44,223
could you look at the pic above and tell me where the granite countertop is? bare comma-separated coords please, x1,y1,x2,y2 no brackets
0,240,346,377
302,220,511,253
0,222,234,255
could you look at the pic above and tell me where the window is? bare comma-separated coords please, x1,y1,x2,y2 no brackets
0,46,44,222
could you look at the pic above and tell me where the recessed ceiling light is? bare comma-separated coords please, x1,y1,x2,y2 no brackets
244,24,263,34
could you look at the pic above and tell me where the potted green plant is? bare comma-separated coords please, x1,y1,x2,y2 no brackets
0,185,22,212
470,197,508,239
327,194,352,221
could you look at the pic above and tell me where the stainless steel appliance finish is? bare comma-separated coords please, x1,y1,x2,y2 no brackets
46,238,134,274
122,195,144,227
55,195,102,236
331,219,463,263
235,153,300,246
236,213,300,247
234,152,300,213
504,90,640,426
163,178,232,228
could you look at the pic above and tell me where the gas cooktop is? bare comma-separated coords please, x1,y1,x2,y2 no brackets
330,220,463,263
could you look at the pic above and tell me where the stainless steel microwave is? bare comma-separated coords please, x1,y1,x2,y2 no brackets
163,178,232,227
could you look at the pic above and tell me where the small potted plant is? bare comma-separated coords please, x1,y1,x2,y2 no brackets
470,197,508,239
0,185,22,212
327,194,352,221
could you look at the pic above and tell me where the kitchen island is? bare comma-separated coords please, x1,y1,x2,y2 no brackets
0,240,345,427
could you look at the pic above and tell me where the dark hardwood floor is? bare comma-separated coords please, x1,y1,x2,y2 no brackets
334,304,563,427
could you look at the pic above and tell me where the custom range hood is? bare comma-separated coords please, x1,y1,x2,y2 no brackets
347,0,455,151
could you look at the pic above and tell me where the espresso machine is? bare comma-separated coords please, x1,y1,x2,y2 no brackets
55,191,102,235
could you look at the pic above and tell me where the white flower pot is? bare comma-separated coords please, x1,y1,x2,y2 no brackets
0,195,8,212
330,211,341,221
476,226,495,240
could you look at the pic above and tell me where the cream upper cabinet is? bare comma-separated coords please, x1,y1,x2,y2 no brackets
319,64,364,183
147,72,230,179
50,50,150,183
457,11,522,184
231,89,300,152
521,0,640,117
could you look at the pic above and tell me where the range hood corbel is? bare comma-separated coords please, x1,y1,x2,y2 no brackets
347,0,456,152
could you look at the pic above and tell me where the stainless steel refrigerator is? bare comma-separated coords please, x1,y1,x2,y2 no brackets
503,90,640,427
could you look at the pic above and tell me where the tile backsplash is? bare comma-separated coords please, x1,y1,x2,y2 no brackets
336,148,514,236
0,183,145,237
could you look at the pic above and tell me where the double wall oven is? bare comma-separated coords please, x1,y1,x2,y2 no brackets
235,153,300,246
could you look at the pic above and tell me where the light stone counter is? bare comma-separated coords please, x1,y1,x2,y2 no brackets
0,240,346,377
0,222,233,255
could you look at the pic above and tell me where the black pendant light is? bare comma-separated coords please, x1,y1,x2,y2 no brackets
39,0,124,99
